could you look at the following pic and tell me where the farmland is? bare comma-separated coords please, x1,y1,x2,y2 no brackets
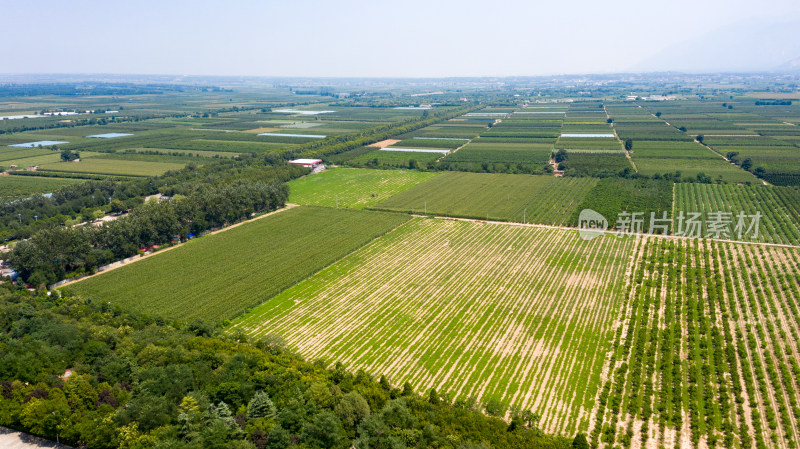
0,175,84,200
230,219,635,436
6,76,800,449
372,171,597,225
561,153,633,177
37,158,185,177
674,182,800,244
66,206,410,322
591,237,800,449
288,168,438,209
443,141,552,168
633,157,758,183
570,178,673,228
0,93,451,188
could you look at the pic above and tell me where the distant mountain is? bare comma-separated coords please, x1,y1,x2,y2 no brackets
776,56,800,72
630,20,800,73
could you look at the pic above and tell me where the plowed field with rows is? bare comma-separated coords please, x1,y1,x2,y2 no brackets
230,218,635,436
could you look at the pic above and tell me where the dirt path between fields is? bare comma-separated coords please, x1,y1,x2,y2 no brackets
56,204,298,288
604,105,637,172
369,139,401,148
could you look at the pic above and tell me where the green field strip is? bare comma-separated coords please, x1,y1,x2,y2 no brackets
66,206,410,322
288,167,438,209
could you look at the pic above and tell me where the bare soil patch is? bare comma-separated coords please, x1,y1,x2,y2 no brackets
369,139,402,149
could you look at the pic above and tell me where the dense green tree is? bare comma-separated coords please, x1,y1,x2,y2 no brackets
0,288,571,449
247,391,276,419
305,382,335,408
334,392,370,427
265,425,290,449
485,398,508,417
302,410,347,449
428,388,439,405
572,433,590,449
354,414,400,449
554,149,568,163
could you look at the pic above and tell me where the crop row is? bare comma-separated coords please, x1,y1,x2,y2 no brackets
590,237,800,449
68,206,410,322
371,171,594,225
674,183,800,245
230,219,634,436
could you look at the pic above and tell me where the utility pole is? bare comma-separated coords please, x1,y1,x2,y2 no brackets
424,201,427,215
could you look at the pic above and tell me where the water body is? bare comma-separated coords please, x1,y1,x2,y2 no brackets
86,133,133,139
560,133,615,138
258,133,326,139
394,106,432,110
464,113,508,116
0,114,45,120
272,109,335,115
380,148,450,154
9,140,68,148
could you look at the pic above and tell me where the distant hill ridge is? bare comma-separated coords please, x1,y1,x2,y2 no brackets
776,56,800,72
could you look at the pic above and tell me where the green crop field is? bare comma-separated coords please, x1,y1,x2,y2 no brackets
391,138,465,149
372,171,597,225
633,157,756,183
0,147,55,163
288,168,438,209
562,153,633,176
230,219,635,436
443,141,553,166
674,182,800,244
38,158,186,177
570,177,673,228
629,141,718,159
157,138,292,154
591,237,800,449
0,175,85,200
343,148,445,168
65,206,410,322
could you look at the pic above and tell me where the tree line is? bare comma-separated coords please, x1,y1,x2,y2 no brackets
0,286,581,449
0,154,302,242
8,173,293,287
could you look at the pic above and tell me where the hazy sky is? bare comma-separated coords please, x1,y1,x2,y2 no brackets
4,0,800,77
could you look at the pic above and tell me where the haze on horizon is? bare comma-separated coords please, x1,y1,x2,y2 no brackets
4,0,800,78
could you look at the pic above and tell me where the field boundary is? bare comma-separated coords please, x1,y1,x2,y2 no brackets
56,204,299,288
426,214,800,249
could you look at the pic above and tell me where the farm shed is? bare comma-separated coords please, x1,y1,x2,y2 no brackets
288,158,323,168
